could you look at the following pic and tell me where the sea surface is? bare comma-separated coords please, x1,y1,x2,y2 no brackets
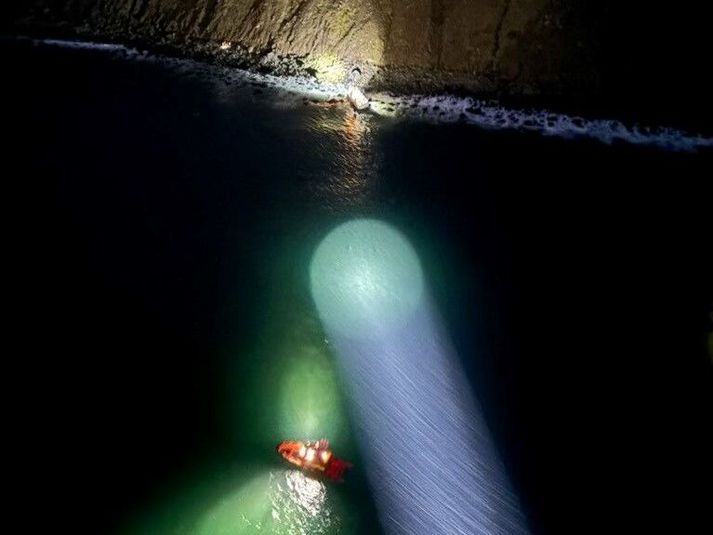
5,37,712,534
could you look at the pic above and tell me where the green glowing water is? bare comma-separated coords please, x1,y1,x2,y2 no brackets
123,240,379,535
126,463,360,535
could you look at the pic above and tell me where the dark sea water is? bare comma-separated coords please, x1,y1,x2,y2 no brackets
5,38,712,534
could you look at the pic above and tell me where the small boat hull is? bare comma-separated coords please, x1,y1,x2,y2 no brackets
276,439,352,481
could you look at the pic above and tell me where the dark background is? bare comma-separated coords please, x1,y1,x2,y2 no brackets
570,0,713,132
5,39,712,534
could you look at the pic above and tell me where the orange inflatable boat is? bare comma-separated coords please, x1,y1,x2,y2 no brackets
276,439,352,481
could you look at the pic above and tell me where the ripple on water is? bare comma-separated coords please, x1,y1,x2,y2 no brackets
193,468,341,535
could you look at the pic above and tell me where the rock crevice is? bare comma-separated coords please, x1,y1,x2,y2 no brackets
492,0,512,67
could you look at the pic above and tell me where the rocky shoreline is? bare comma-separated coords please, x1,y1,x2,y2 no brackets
4,0,712,135
6,1,600,97
8,34,711,153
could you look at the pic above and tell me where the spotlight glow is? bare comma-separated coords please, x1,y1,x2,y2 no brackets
310,219,424,338
277,344,347,443
310,219,529,534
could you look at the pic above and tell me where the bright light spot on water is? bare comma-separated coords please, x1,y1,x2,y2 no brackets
282,471,326,517
310,219,424,338
196,469,334,535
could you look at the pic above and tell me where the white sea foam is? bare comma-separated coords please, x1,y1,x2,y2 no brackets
25,36,713,152
367,93,713,152
39,38,128,52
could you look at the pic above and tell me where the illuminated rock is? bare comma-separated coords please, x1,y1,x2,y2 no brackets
14,0,601,96
347,85,370,111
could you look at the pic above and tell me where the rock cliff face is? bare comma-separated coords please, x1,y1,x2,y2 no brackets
11,0,599,92
7,0,712,123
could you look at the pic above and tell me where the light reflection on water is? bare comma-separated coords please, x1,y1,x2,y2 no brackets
194,468,339,535
305,104,380,210
272,470,335,534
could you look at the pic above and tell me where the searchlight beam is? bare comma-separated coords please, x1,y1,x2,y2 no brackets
310,219,528,534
